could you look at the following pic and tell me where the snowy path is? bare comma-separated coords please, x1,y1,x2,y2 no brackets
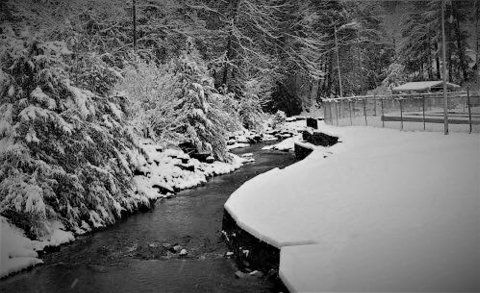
225,123,480,292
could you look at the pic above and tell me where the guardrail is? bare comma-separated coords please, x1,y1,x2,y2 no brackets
322,90,480,134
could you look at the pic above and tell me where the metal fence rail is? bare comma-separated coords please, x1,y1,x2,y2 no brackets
323,91,480,134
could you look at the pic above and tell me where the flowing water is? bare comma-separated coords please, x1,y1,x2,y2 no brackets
1,143,296,293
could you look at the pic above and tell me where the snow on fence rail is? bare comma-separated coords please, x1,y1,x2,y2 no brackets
323,90,480,134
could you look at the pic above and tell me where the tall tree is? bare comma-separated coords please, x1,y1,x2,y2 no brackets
342,1,394,93
269,0,326,114
474,0,480,79
308,0,347,98
398,0,472,84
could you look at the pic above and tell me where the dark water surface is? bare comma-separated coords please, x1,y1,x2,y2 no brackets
1,143,296,293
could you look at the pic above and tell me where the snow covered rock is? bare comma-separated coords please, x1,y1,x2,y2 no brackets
234,271,248,279
162,243,173,250
173,245,183,253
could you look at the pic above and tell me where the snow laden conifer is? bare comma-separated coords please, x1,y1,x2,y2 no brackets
0,27,149,238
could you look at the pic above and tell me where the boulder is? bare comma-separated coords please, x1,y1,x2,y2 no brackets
175,163,195,172
162,243,173,250
152,183,175,195
241,153,253,158
234,271,248,279
205,156,215,164
178,141,196,154
191,152,212,162
247,135,262,144
302,128,313,141
173,245,183,253
302,129,338,147
249,270,264,278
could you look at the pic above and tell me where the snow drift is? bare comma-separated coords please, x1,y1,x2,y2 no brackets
225,123,480,292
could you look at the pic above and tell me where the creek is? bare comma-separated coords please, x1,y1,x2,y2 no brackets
0,142,296,293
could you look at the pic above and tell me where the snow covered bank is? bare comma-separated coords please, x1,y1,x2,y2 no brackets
136,143,249,200
0,143,250,279
225,123,480,292
0,216,74,278
261,119,307,152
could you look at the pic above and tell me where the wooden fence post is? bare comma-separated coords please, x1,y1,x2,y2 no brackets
329,102,333,124
325,101,328,124
467,87,472,134
353,100,356,118
363,98,368,125
339,99,343,120
381,98,385,128
422,96,426,131
399,97,404,130
335,101,339,126
349,100,353,125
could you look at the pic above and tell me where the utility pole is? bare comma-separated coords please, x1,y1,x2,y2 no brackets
476,1,479,78
133,0,137,52
441,0,448,135
334,25,343,97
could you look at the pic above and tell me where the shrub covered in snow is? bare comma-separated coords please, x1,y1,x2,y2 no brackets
237,78,267,131
271,110,286,129
0,27,149,238
114,58,183,141
117,39,241,161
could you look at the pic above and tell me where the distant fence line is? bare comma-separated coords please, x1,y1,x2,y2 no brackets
322,90,480,134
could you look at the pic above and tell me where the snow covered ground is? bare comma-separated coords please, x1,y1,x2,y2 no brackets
136,144,249,200
0,216,74,278
0,143,251,279
225,122,480,292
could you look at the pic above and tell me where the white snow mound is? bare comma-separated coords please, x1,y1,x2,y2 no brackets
225,123,480,292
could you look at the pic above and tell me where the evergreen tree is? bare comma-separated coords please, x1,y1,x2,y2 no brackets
398,0,473,84
341,1,394,94
0,26,150,237
269,0,326,114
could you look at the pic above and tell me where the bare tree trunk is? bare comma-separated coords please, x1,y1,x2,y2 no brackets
427,42,433,80
435,42,441,79
309,78,320,107
323,55,334,97
222,33,233,87
447,3,453,82
476,1,480,79
222,0,241,90
453,3,468,82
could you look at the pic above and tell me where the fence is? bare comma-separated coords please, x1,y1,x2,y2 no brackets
323,90,480,134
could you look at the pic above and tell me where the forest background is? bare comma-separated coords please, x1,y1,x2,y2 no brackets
0,0,479,239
